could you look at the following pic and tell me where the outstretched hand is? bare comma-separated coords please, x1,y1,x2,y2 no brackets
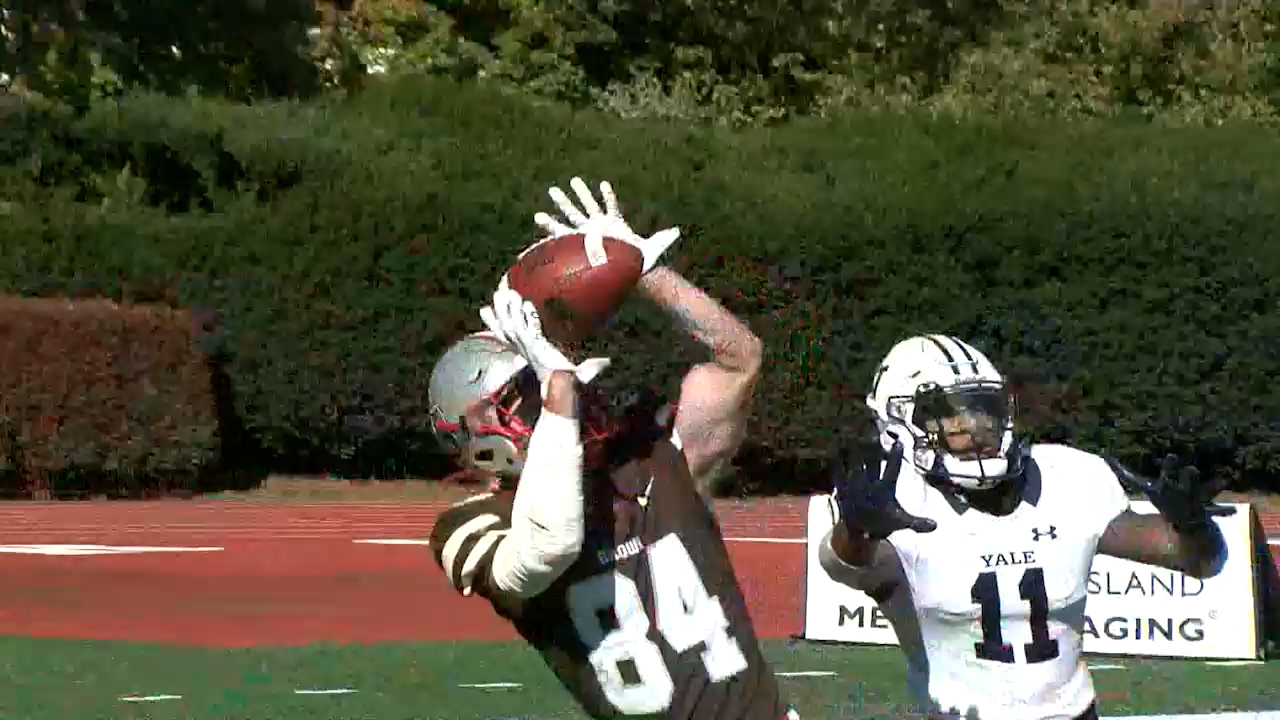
1105,453,1235,533
532,177,679,276
832,439,936,540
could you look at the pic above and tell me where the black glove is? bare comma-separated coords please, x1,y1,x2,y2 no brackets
832,438,937,540
1104,453,1235,534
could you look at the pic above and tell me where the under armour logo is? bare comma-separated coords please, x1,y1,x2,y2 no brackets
1031,526,1058,541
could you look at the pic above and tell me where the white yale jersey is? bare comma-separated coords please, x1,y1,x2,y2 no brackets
832,444,1131,720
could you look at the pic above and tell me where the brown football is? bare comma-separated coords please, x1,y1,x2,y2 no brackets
505,232,644,344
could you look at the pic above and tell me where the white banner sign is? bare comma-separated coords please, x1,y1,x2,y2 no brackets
804,495,1260,659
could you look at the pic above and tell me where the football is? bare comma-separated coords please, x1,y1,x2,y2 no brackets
505,232,644,344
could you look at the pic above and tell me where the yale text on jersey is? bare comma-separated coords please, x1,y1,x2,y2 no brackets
980,550,1036,568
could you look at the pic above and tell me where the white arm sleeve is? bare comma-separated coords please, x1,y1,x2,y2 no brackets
489,409,585,599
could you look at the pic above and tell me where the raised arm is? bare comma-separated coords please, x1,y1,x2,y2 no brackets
489,371,585,597
1097,454,1231,579
1097,510,1226,578
821,523,907,601
430,371,585,601
639,266,763,496
529,176,762,499
821,439,934,599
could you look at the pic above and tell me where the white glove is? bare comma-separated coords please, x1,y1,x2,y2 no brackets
532,177,680,275
478,283,610,390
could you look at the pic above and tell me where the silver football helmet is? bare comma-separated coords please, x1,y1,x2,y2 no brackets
866,335,1022,490
429,332,538,478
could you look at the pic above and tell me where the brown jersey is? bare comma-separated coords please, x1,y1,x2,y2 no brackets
430,434,788,720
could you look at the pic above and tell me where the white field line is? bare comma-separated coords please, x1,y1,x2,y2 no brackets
0,544,223,555
1107,714,1280,720
354,536,806,545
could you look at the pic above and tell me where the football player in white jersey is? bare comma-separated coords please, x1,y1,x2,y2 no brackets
819,334,1234,720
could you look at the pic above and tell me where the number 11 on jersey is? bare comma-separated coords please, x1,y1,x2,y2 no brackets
970,567,1060,665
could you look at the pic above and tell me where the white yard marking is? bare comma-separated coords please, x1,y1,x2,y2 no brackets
1088,664,1127,670
294,688,357,695
362,535,1266,547
356,537,807,546
1107,713,1280,720
776,670,837,677
119,694,182,702
1205,660,1264,666
458,682,523,689
359,536,1273,547
0,544,222,556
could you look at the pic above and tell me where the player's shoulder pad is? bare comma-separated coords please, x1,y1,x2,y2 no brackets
1027,442,1125,499
1028,441,1112,468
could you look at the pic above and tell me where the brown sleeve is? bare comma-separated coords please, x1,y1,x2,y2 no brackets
430,494,514,598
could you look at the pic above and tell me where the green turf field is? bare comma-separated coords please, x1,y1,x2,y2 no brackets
0,638,1275,720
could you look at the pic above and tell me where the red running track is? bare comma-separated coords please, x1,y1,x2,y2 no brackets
0,499,1269,648
0,499,807,646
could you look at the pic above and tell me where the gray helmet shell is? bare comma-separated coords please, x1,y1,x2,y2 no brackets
429,332,531,477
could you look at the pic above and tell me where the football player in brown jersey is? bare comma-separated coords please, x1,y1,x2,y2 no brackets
428,178,797,720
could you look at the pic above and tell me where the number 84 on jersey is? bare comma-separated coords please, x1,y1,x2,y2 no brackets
567,534,750,715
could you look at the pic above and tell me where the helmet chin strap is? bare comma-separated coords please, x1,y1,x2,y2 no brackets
937,454,1010,490
922,438,1027,491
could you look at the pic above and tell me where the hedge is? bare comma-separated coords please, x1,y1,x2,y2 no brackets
0,297,221,498
2,77,1279,493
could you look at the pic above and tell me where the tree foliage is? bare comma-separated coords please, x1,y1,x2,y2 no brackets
321,0,1280,125
1,0,322,110
5,0,1278,124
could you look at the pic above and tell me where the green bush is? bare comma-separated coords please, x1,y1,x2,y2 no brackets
2,76,1279,492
